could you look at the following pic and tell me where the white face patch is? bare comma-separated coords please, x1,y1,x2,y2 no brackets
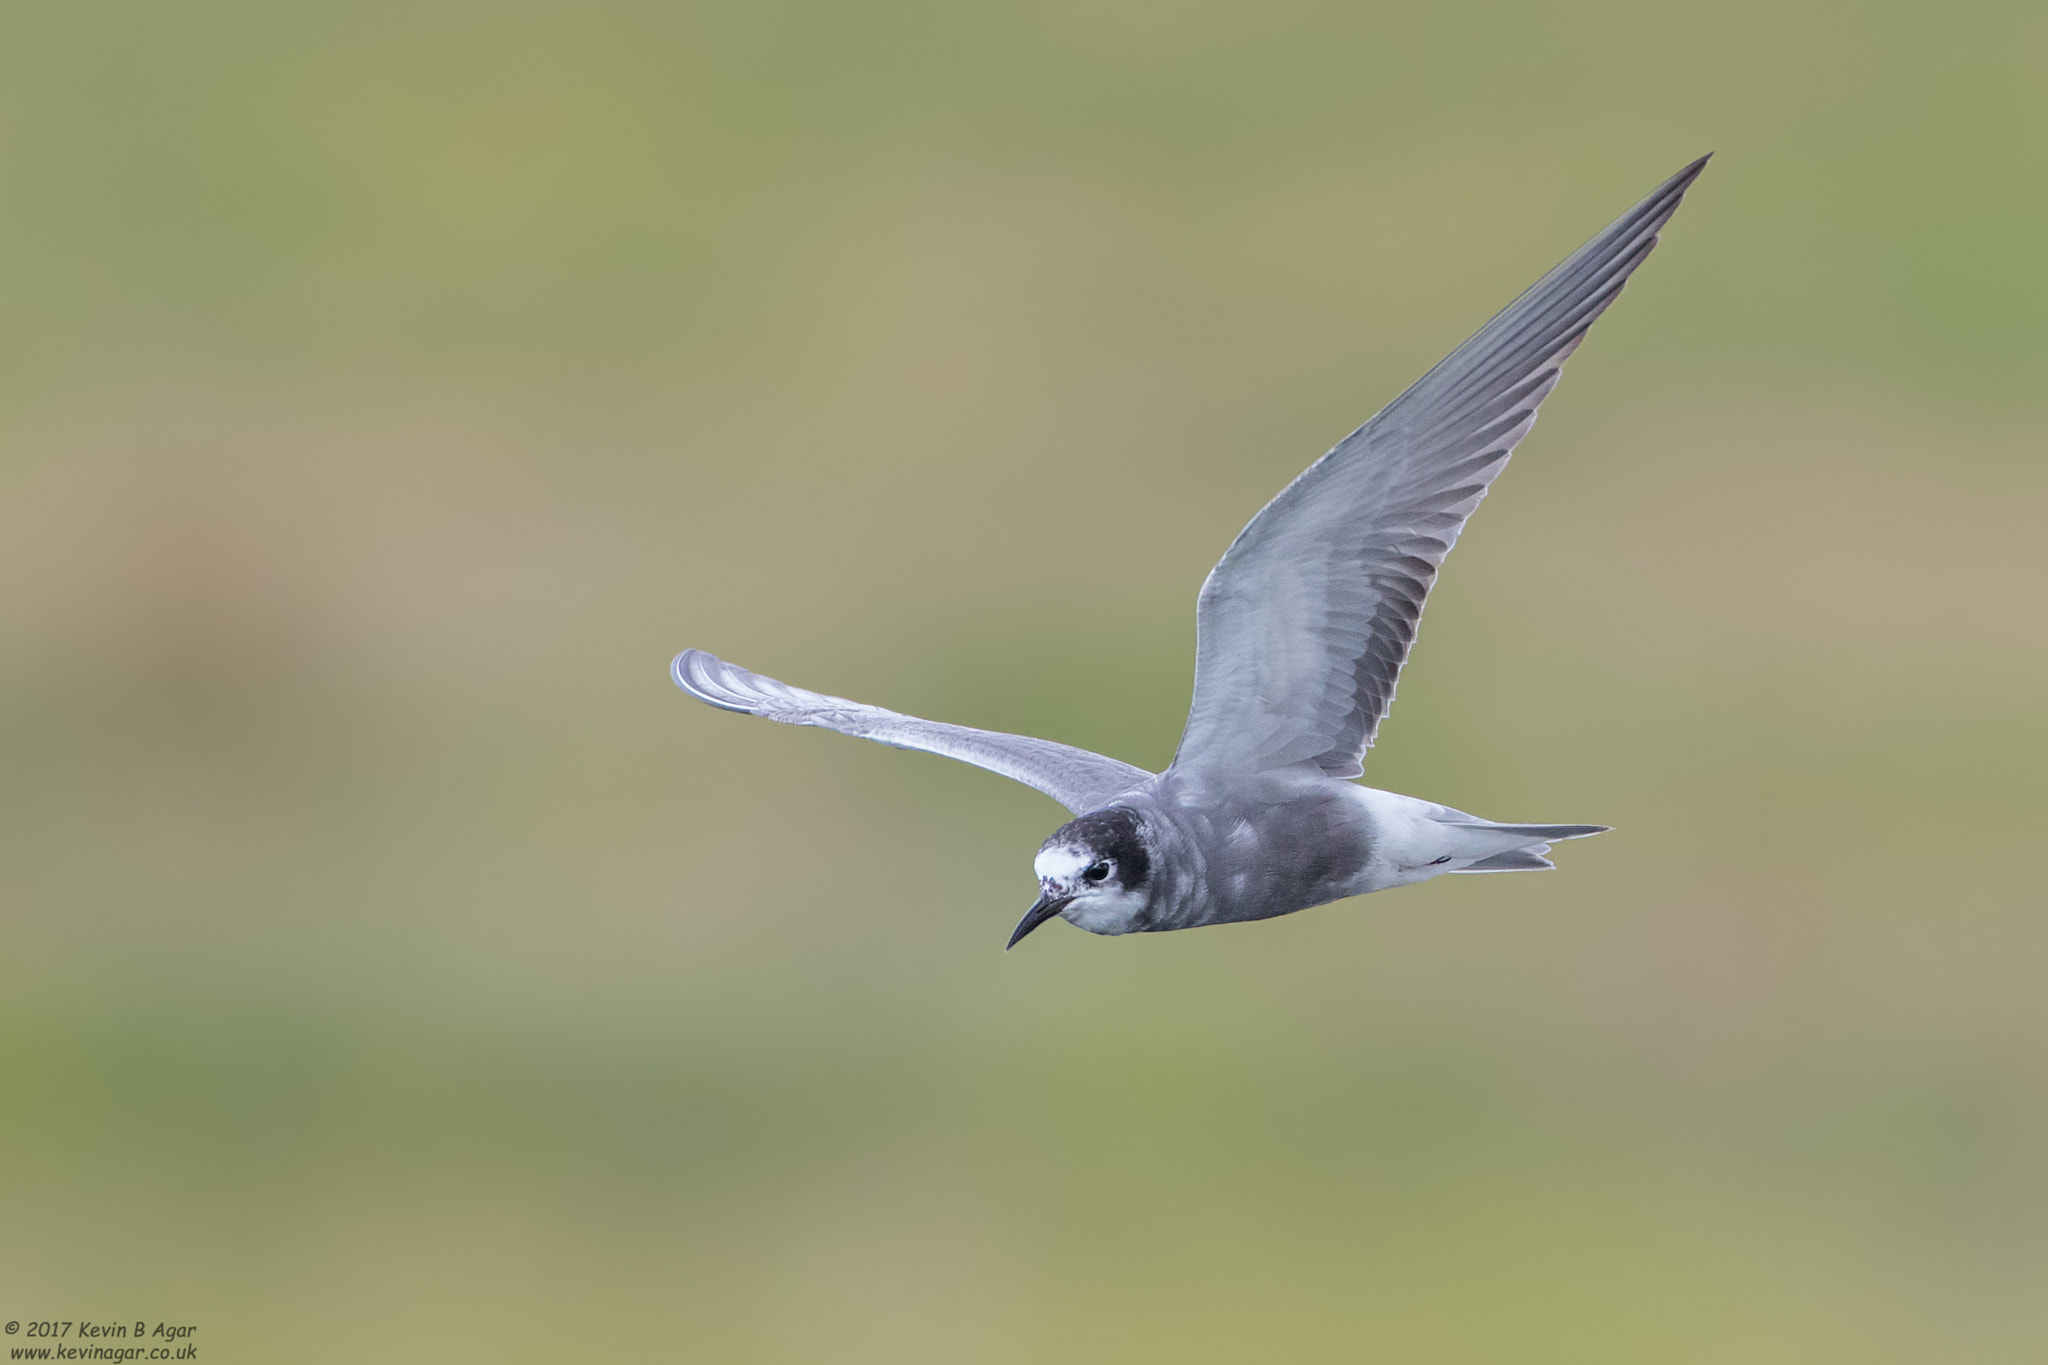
1033,846,1092,886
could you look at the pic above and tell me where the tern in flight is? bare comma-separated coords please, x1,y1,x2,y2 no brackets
675,157,1707,949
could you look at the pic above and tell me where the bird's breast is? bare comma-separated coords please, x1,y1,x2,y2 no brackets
1143,778,1377,929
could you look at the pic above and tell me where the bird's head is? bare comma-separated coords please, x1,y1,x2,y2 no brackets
1008,806,1154,948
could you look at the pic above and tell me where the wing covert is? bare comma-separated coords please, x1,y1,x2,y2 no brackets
673,649,1152,815
1172,156,1708,780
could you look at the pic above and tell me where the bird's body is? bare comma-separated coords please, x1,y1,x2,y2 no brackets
1031,772,1603,936
674,157,1707,948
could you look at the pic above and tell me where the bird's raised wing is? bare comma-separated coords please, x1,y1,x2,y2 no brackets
1172,156,1707,780
674,649,1152,815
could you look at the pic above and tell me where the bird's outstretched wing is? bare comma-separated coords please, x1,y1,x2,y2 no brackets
1172,156,1707,780
674,649,1152,815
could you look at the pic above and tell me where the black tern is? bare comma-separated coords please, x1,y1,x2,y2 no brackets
676,156,1707,949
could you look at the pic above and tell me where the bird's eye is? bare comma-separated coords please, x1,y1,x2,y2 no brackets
1084,861,1112,883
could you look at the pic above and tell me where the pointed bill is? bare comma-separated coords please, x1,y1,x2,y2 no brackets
1006,892,1073,951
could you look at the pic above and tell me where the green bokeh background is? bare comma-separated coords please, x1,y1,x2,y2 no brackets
3,2,2044,1360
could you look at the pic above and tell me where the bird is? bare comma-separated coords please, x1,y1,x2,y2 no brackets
674,156,1707,950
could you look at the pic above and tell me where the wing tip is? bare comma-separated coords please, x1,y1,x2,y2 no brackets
671,648,760,714
1671,151,1713,187
1645,153,1712,208
1636,153,1713,234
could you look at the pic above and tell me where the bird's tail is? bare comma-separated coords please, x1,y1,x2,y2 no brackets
1435,820,1609,874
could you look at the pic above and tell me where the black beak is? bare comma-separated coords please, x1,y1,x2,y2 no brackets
1006,892,1073,951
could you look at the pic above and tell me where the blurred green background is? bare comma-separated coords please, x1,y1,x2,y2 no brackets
2,1,2044,1360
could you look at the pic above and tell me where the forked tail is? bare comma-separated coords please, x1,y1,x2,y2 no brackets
1436,820,1610,875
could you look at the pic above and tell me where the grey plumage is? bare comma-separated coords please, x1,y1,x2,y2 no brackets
674,157,1706,947
672,649,1147,815
1177,157,1705,779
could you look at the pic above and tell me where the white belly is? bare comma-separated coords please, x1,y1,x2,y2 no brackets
1342,785,1467,892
